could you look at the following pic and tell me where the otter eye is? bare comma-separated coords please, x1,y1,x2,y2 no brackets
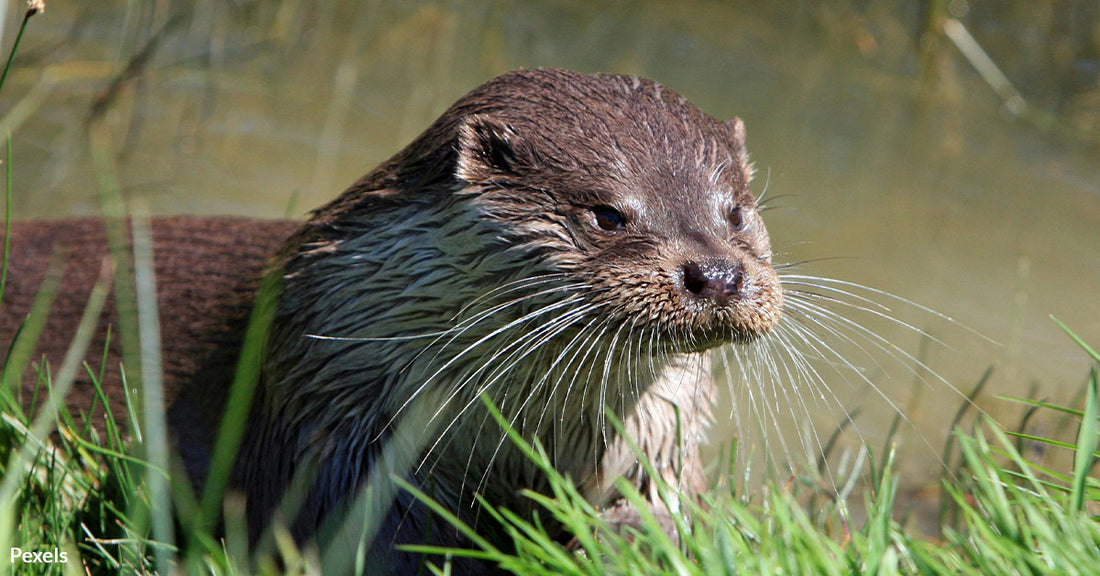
728,205,745,231
592,206,627,231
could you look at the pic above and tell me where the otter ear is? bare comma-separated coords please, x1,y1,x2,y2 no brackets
456,114,522,184
724,116,750,168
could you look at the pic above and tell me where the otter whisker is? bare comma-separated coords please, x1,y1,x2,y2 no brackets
595,318,633,447
554,313,620,437
427,300,609,459
708,159,731,188
748,285,970,475
418,300,601,443
421,301,603,497
555,314,623,475
472,305,609,437
777,310,915,420
477,329,624,492
753,332,822,466
727,342,797,468
306,279,588,387
779,275,994,417
782,274,997,345
782,297,910,383
782,290,977,409
534,322,617,479
530,309,623,444
758,330,841,473
415,285,586,377
780,280,893,313
727,322,847,472
387,293,589,429
411,281,589,373
304,332,452,342
450,272,573,321
621,313,647,402
767,324,857,474
458,307,620,499
755,166,773,206
782,285,950,350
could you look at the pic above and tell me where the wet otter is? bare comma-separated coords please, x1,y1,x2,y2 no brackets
2,69,782,573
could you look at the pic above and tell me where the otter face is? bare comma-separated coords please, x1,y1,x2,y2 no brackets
453,70,783,353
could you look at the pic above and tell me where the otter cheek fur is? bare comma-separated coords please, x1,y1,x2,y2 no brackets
230,69,783,567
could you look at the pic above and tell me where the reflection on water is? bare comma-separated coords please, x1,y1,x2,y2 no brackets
2,1,1097,483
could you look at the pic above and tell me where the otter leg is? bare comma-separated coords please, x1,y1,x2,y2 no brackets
597,354,714,539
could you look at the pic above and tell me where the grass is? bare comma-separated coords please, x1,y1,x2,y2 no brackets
5,351,1098,576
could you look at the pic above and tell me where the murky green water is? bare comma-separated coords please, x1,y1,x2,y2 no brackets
3,1,1098,483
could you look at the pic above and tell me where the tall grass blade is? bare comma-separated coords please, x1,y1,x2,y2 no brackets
199,270,280,532
0,250,62,404
0,5,40,96
1053,316,1100,365
131,202,176,571
88,120,143,397
1070,368,1098,513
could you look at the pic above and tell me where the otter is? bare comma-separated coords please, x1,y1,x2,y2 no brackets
1,69,782,573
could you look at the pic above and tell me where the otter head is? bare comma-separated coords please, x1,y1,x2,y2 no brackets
449,69,782,353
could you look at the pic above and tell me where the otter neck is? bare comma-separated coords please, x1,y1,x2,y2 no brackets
264,192,674,456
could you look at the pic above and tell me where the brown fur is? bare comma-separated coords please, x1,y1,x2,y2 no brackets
1,69,782,574
0,217,296,476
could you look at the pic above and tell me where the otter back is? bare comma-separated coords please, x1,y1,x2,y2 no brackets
0,216,296,477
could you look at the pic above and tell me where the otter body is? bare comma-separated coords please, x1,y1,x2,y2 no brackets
0,217,298,478
2,69,782,574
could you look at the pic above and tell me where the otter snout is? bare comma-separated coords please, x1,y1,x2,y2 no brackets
681,260,745,307
672,255,782,348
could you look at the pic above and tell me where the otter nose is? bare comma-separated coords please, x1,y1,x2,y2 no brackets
681,261,745,307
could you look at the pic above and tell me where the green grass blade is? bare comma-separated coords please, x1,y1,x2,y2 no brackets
390,475,502,558
0,6,40,96
1003,431,1093,453
131,203,177,571
0,249,63,401
1070,368,1098,513
1052,316,1100,365
997,395,1089,419
199,269,280,532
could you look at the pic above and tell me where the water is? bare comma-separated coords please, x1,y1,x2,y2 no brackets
3,0,1098,484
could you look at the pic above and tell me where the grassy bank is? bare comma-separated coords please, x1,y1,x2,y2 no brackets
1,315,1098,574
